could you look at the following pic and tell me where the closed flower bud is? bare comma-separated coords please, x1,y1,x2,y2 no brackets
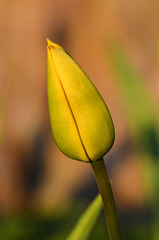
47,39,115,163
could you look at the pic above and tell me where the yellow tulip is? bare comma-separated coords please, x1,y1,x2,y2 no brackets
47,39,115,163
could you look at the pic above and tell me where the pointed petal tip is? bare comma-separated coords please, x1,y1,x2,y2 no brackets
46,38,64,50
46,38,53,47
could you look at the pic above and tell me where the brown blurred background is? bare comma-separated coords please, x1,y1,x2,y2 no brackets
0,0,159,219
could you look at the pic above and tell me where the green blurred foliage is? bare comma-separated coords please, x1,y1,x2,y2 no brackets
0,199,105,240
105,41,159,240
0,209,153,240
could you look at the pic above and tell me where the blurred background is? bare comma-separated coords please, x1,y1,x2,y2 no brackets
0,0,159,239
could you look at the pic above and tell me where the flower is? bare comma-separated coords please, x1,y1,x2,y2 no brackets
47,39,115,162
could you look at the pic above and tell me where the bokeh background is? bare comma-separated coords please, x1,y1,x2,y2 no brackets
0,0,159,239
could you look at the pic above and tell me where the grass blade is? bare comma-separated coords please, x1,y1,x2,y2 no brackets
66,194,103,240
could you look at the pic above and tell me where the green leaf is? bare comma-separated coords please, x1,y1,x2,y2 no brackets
66,194,103,240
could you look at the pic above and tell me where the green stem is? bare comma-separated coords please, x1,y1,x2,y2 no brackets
91,158,122,240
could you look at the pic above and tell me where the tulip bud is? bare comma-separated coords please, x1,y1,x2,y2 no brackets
47,39,115,163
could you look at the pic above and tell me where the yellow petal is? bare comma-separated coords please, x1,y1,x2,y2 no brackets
47,39,115,162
